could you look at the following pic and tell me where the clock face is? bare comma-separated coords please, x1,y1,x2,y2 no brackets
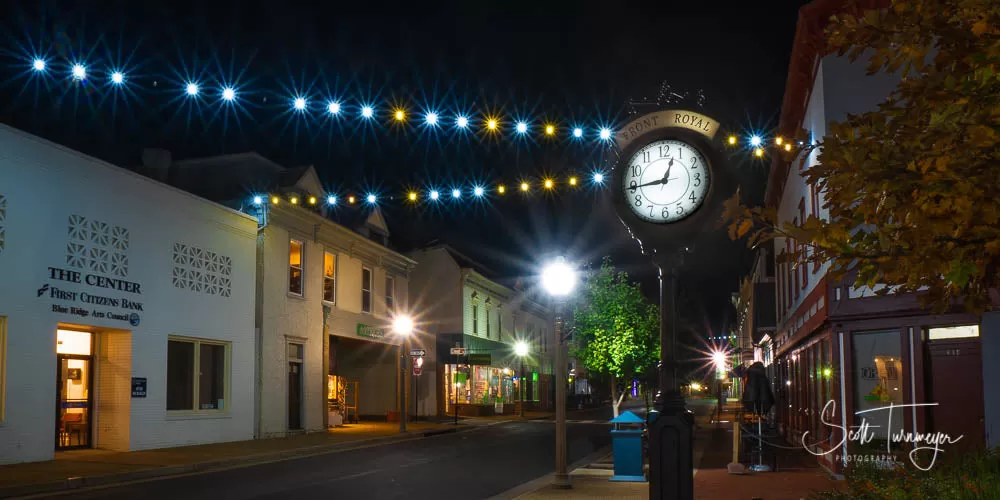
623,139,710,223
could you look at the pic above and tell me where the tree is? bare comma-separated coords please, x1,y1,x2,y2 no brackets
725,0,1000,313
572,257,660,417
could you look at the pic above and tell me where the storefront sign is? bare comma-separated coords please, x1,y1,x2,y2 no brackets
468,353,492,365
356,323,386,340
37,266,144,327
131,377,147,398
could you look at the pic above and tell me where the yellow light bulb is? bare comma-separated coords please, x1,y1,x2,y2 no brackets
394,109,405,121
308,196,317,205
728,135,737,146
348,195,356,204
784,143,792,152
776,137,784,146
498,185,506,194
290,196,299,205
487,119,498,130
545,124,555,135
408,192,417,201
754,148,765,158
520,182,529,192
569,176,578,186
271,196,280,205
544,179,554,189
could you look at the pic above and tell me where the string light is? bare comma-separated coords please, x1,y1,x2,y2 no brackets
456,116,469,128
543,179,554,189
750,135,762,147
516,122,528,134
408,191,418,201
520,182,530,192
32,58,46,72
327,101,341,115
775,137,784,146
545,124,555,136
361,105,374,118
569,176,578,186
394,109,406,121
486,118,498,131
185,82,199,96
573,127,583,138
754,148,765,158
473,186,485,197
308,195,317,205
253,195,263,205
425,112,439,125
110,71,125,85
784,143,792,152
293,97,307,111
271,195,280,205
430,190,440,200
71,63,86,80
327,195,337,205
290,196,299,205
593,173,604,184
727,135,737,146
451,189,461,199
599,128,612,140
222,87,236,101
348,195,356,204
497,185,506,194
366,194,377,204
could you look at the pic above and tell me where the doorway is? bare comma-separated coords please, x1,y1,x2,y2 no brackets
926,335,985,452
56,330,93,450
288,343,303,431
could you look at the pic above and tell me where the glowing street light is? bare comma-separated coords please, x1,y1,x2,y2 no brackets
366,194,377,204
541,256,577,488
361,105,374,118
473,186,485,197
71,63,86,81
593,173,604,184
516,122,528,134
429,190,440,200
393,313,414,433
393,315,414,336
541,257,577,297
515,341,529,357
750,135,762,147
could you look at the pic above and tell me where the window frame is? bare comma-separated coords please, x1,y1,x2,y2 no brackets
361,266,373,314
166,336,231,415
472,304,479,334
323,251,337,305
288,239,305,297
486,308,491,339
0,316,6,422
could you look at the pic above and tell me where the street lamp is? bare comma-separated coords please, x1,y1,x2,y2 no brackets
394,314,414,433
541,256,578,490
515,341,528,419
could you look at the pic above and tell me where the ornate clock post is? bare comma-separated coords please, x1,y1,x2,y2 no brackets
610,109,735,500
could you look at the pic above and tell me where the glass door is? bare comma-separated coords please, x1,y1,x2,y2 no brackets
56,355,92,449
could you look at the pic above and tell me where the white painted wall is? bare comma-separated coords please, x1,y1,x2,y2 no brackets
0,125,257,464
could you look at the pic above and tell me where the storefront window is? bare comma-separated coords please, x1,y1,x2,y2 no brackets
851,330,904,444
167,337,229,412
444,363,516,412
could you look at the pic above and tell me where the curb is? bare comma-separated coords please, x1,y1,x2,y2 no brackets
1,423,496,499
486,445,614,500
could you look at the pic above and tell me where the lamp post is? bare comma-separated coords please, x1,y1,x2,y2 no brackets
394,314,414,433
541,257,578,490
515,341,528,418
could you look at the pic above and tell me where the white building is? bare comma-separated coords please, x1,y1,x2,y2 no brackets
0,125,258,464
145,153,416,436
407,244,554,417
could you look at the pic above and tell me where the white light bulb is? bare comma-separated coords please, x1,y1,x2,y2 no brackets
71,64,86,80
750,135,762,147
366,194,377,203
473,186,484,197
293,97,307,110
327,195,337,205
32,59,46,71
110,71,124,84
222,87,236,101
573,128,583,138
426,112,439,125
456,116,469,128
186,83,199,96
516,122,528,134
327,101,341,115
361,106,374,118
452,189,461,198
430,190,440,200
252,195,263,205
599,128,612,140
593,173,604,183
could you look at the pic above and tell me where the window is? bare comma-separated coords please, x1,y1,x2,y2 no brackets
486,309,491,339
851,330,904,443
473,304,479,334
798,200,808,288
928,325,980,340
0,317,5,421
323,252,336,303
289,240,304,296
361,267,372,314
385,275,395,312
167,338,229,412
498,313,503,340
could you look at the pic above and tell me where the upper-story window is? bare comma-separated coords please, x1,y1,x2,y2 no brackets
323,252,337,303
385,275,395,312
289,240,304,296
472,304,479,334
486,308,491,338
361,267,372,314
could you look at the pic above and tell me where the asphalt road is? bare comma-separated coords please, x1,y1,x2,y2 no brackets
37,406,625,500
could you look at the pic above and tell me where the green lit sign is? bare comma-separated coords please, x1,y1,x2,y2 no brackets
356,323,387,340
468,353,492,365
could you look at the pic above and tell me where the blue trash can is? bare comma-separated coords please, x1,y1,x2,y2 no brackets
609,410,647,482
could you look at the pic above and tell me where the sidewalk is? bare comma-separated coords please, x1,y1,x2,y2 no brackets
0,421,480,498
504,403,844,500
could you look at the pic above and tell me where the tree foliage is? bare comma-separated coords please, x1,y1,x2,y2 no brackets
725,0,1000,313
571,257,660,381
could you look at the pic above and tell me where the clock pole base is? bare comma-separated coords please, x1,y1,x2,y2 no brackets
647,390,694,500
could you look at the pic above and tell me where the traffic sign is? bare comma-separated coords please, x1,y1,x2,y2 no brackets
409,349,426,357
413,356,424,376
450,347,467,355
413,364,423,376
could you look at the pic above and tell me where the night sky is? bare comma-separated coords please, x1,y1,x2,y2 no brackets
0,0,805,347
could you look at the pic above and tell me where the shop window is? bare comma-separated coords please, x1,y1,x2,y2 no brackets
167,337,229,412
0,316,5,421
472,304,479,334
289,240,304,296
361,267,372,314
323,252,336,304
385,275,395,312
851,330,904,445
928,325,979,340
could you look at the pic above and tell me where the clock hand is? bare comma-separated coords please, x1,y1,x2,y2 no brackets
628,178,680,192
660,158,674,190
